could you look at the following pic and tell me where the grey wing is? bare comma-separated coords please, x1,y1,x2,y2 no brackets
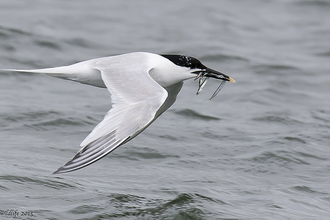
53,57,168,174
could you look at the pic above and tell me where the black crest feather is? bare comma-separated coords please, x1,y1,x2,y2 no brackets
161,55,206,70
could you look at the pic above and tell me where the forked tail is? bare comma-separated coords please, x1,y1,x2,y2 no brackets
2,62,105,88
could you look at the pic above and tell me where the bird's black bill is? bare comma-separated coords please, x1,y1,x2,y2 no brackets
204,68,236,83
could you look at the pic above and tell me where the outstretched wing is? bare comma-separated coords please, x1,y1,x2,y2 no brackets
53,54,168,174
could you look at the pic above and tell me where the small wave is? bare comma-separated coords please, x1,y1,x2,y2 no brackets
292,186,328,195
292,0,330,8
64,38,94,49
117,147,179,160
283,136,307,144
252,111,304,126
0,175,76,190
252,63,300,75
316,50,330,57
34,39,62,50
4,110,63,123
201,54,249,63
0,29,10,40
69,193,222,219
3,110,91,131
26,117,86,130
248,150,310,166
3,110,63,130
0,25,31,38
311,109,330,124
174,109,220,121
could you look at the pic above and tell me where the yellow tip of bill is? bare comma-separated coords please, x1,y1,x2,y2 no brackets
228,77,236,83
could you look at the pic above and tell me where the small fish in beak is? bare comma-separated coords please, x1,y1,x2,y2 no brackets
196,76,209,95
194,68,235,100
208,80,227,101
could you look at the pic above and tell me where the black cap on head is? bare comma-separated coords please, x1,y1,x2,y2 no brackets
161,55,206,70
161,54,235,83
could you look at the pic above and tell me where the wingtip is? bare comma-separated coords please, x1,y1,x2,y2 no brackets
52,163,77,174
52,166,66,175
52,163,80,174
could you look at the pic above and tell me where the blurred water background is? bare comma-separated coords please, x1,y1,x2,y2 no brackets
0,0,330,219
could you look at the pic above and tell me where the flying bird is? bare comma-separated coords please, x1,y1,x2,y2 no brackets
5,52,235,174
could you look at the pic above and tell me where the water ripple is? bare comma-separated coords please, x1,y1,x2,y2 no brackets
252,63,300,75
201,53,249,63
34,39,62,50
0,175,76,190
26,117,86,130
174,109,220,121
117,147,180,160
249,150,310,166
4,110,62,123
0,25,31,38
89,193,217,219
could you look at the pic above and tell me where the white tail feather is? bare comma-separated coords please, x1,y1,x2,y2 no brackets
3,62,106,88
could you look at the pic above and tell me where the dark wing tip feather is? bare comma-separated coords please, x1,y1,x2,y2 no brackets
52,131,126,174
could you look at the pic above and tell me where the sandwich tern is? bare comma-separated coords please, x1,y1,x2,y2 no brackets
5,52,235,174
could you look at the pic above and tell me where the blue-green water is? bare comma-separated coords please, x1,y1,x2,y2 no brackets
1,0,330,219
